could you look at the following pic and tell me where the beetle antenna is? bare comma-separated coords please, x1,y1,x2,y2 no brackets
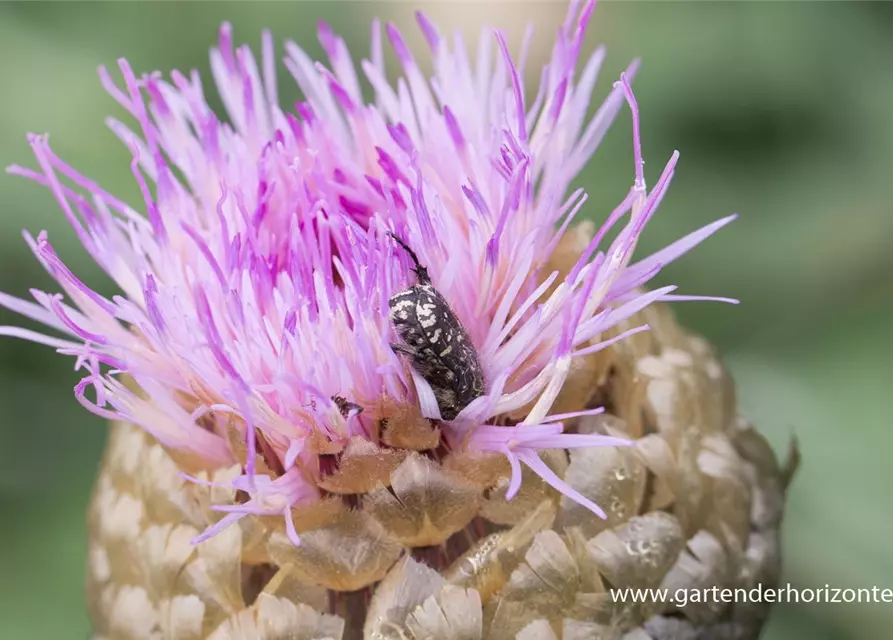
387,232,430,284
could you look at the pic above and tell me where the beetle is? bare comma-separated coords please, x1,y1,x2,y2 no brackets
387,233,485,420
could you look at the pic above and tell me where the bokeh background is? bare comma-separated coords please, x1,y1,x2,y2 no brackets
0,2,890,638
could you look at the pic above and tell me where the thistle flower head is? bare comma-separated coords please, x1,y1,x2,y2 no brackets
1,0,736,551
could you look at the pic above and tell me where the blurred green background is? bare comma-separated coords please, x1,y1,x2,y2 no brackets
0,2,890,638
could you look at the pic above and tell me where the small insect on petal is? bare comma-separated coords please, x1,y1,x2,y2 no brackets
332,394,363,419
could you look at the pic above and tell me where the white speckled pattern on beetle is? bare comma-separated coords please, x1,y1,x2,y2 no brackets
388,234,485,420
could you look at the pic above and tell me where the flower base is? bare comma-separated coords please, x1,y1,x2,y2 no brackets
86,305,797,640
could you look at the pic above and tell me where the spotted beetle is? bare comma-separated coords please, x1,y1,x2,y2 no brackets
387,233,485,420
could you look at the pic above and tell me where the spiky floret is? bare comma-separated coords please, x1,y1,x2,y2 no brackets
0,0,736,544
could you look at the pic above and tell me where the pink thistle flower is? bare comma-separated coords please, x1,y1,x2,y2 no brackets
1,1,736,545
